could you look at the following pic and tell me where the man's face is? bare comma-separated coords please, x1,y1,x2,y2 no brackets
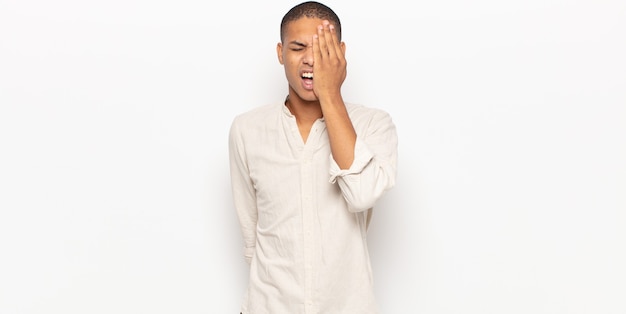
277,17,325,102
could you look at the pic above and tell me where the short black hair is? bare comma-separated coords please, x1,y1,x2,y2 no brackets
280,1,342,42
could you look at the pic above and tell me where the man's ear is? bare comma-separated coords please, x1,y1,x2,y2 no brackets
277,42,284,64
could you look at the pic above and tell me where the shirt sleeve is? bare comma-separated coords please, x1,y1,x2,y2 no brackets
328,110,398,213
228,117,258,264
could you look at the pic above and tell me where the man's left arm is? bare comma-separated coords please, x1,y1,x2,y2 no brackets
313,20,397,212
313,20,355,170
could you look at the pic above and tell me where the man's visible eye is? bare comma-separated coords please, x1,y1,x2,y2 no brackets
291,48,304,51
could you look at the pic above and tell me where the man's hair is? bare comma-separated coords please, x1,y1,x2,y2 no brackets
280,1,342,42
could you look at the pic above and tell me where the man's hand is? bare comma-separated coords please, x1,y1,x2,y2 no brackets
312,20,347,101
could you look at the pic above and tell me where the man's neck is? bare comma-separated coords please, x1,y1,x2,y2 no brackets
285,94,323,123
285,94,323,143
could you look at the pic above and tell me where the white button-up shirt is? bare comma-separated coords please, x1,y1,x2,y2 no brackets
229,102,397,314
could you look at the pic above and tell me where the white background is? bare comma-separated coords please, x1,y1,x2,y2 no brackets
1,0,625,313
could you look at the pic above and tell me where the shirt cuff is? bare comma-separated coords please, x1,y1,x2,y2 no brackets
244,245,255,264
329,138,374,184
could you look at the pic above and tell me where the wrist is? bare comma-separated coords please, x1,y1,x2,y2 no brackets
317,90,343,105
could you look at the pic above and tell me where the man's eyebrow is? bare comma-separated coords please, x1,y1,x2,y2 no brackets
288,41,308,47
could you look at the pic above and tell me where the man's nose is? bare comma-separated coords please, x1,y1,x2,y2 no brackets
303,47,314,66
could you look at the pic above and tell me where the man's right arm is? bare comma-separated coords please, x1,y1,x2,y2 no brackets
228,118,258,265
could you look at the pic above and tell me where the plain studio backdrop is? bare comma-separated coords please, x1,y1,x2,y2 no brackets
1,0,625,313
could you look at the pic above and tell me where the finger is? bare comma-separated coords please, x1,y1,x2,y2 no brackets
312,33,322,64
316,24,328,59
323,22,338,60
329,24,345,60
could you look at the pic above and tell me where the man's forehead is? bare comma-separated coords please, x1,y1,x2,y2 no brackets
283,17,324,39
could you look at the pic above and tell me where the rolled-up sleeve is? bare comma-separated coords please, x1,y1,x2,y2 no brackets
329,110,398,212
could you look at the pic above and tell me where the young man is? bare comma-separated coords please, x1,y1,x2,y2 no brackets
229,1,397,313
